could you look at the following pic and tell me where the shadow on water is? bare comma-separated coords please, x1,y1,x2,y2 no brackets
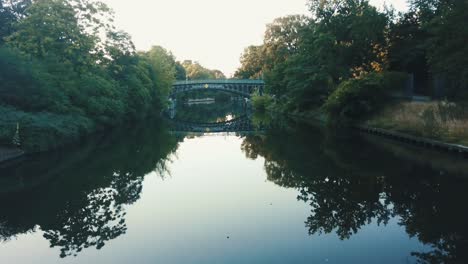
240,117,468,264
0,118,183,258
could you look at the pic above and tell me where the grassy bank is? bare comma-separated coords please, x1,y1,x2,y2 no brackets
252,93,468,148
366,101,468,146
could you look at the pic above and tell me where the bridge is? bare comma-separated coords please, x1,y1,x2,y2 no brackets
166,115,259,133
171,79,264,98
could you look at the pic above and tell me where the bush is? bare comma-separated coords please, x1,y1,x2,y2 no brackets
323,73,395,121
0,106,94,152
251,94,274,111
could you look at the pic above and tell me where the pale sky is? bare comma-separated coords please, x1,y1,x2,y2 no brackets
101,0,408,77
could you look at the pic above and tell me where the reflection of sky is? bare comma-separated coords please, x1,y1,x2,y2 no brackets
0,136,427,264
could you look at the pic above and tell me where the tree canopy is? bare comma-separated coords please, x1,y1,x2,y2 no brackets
0,0,179,151
181,60,226,80
236,0,468,116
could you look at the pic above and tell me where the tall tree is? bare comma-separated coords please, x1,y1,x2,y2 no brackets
181,60,225,80
411,0,468,98
0,0,31,42
234,45,265,79
387,11,430,94
175,61,186,80
6,0,92,69
141,46,177,106
262,15,309,97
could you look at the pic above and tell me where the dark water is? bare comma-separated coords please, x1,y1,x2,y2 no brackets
1,106,468,264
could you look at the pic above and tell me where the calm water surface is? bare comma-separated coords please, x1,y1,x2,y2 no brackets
0,107,467,264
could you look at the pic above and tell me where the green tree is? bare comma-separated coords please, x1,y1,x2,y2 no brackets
0,0,31,43
411,0,468,99
182,60,225,80
212,69,226,79
6,0,94,70
140,46,177,108
175,61,187,80
235,0,390,112
387,10,430,95
234,45,265,79
262,15,309,97
0,0,178,151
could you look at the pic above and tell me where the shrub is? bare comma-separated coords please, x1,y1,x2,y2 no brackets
251,94,274,112
0,106,94,152
323,73,395,121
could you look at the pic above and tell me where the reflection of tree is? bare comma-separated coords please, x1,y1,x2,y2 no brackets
302,175,391,240
241,120,468,263
0,119,181,258
386,170,468,264
243,130,391,239
44,188,127,258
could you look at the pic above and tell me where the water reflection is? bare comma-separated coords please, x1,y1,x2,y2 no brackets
241,118,468,263
0,120,181,257
0,111,467,263
173,100,248,123
167,100,261,134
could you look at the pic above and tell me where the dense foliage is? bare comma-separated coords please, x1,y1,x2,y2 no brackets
236,0,468,120
180,60,226,80
323,73,408,121
251,93,273,112
323,74,389,121
0,0,177,151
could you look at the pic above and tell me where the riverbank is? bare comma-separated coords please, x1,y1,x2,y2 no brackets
258,101,468,157
359,130,468,176
356,125,468,156
0,104,167,161
0,105,95,154
366,101,468,146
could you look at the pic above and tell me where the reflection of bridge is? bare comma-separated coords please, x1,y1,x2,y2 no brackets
171,79,264,98
166,116,257,133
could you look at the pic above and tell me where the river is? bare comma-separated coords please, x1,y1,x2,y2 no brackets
0,102,467,264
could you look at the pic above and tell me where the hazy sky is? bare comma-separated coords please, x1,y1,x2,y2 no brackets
101,0,408,77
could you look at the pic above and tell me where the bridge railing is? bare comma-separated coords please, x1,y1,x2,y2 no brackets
173,79,264,86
